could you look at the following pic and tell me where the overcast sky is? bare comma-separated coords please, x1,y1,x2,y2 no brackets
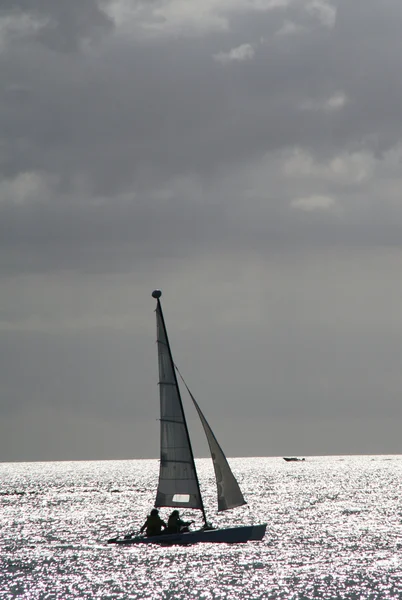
1,0,402,461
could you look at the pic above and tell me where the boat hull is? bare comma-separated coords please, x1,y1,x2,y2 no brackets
108,523,267,545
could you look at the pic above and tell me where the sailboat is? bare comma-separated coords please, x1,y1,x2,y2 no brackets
108,290,266,545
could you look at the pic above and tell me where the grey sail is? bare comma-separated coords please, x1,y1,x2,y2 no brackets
154,300,204,511
190,395,247,512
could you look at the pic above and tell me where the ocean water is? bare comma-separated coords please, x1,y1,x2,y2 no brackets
1,456,402,599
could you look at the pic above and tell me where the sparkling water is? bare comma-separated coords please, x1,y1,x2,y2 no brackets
1,456,402,599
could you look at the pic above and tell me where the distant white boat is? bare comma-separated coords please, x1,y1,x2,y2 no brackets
109,290,266,545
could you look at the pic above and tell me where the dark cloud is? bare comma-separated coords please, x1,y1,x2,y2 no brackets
0,0,113,52
2,0,402,192
2,0,402,182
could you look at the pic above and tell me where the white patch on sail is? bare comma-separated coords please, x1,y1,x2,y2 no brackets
172,494,190,503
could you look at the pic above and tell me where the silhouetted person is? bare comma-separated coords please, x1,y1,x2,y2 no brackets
140,508,166,537
166,510,192,534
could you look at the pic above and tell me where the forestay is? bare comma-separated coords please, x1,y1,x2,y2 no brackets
154,302,203,510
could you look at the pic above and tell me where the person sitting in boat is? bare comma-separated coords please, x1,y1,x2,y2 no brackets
140,508,166,537
166,510,192,534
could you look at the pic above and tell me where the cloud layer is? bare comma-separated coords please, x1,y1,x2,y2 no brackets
2,0,402,459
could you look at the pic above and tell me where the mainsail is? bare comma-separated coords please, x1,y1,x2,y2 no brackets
176,368,246,512
154,296,204,512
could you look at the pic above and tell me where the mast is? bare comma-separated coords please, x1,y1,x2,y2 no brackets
152,290,208,526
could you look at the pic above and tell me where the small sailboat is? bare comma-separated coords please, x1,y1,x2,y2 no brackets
109,290,266,545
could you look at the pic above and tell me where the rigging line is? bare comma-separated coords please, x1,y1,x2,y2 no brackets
174,363,198,406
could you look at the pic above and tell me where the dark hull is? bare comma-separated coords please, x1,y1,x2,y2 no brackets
108,523,267,545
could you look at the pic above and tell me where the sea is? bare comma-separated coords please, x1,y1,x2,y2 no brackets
1,455,402,599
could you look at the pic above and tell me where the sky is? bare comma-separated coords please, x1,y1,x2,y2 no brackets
1,0,402,461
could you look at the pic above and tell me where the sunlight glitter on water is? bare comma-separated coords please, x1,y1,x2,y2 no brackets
1,456,402,599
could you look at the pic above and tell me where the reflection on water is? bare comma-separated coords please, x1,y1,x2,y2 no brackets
1,456,402,599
